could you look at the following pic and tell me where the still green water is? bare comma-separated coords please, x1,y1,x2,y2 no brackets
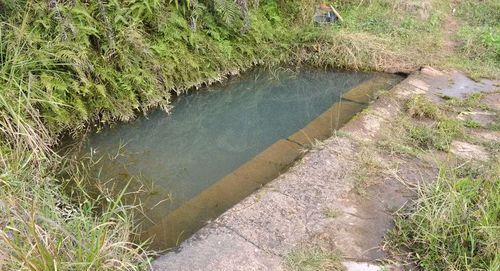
84,69,401,245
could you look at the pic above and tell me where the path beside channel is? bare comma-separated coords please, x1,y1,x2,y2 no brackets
151,67,499,271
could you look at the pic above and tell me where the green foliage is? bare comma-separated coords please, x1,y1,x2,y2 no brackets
0,143,150,270
403,95,464,151
407,117,463,151
284,247,345,271
450,0,500,78
408,124,437,149
213,0,244,31
463,119,481,128
406,95,441,120
389,163,500,270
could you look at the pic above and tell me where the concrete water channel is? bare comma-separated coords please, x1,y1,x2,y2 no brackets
82,69,403,249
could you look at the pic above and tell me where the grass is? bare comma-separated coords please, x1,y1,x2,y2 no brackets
0,0,498,269
284,247,345,271
406,95,441,120
380,90,499,270
352,146,385,195
388,162,500,271
0,143,151,271
445,92,487,111
403,96,464,151
447,0,500,79
322,207,341,219
378,95,466,154
463,119,481,128
408,118,464,151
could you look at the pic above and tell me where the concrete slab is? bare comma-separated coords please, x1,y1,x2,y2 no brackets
342,75,401,104
288,101,363,147
343,261,384,271
482,92,500,111
151,226,283,271
217,190,309,255
419,70,499,98
450,141,490,162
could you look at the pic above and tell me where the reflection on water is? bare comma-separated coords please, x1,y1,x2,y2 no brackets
83,69,401,247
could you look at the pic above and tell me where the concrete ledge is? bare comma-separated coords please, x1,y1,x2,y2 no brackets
151,226,283,271
341,74,400,104
148,74,403,262
143,139,304,249
151,69,500,270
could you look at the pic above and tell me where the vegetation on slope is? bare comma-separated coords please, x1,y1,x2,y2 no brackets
450,0,500,78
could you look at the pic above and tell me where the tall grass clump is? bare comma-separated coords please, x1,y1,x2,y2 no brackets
389,162,500,270
0,11,152,267
0,142,151,270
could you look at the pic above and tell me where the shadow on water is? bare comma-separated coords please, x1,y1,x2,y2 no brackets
78,69,403,249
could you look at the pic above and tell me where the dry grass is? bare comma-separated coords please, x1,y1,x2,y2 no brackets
352,145,387,195
297,29,405,71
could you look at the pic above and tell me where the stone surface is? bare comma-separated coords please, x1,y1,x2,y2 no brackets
457,111,497,126
151,226,283,271
472,130,500,142
343,261,384,271
450,141,490,162
482,93,500,111
420,70,498,98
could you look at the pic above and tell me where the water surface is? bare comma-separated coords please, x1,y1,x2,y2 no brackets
84,69,400,246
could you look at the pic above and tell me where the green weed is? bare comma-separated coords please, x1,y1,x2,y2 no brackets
352,147,385,195
406,95,441,120
322,208,341,219
402,95,464,151
408,124,437,149
0,144,151,271
388,162,500,270
284,247,345,271
449,0,500,78
407,117,464,151
446,92,486,110
463,119,481,128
